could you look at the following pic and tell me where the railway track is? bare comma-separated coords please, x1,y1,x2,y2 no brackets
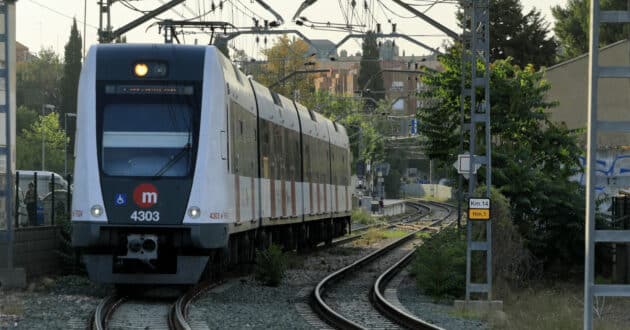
334,201,431,247
90,282,219,330
312,201,454,329
90,202,446,329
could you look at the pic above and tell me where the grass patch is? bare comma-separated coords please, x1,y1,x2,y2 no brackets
497,284,630,330
416,231,431,240
352,208,377,225
354,228,409,246
381,230,408,239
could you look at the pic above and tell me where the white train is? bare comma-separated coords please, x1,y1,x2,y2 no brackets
71,44,352,284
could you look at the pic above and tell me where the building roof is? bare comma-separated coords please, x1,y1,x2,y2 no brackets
546,39,628,71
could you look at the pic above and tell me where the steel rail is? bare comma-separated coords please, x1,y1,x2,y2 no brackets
370,202,456,330
90,295,126,330
169,281,221,330
312,204,440,329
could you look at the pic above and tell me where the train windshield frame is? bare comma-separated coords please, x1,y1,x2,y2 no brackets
96,82,202,178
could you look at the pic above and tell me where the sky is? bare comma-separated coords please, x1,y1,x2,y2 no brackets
15,0,568,60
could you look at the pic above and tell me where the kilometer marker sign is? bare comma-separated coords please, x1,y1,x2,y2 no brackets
468,198,491,220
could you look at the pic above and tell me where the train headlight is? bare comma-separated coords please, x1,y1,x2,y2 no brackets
134,63,149,77
188,206,201,219
90,205,104,217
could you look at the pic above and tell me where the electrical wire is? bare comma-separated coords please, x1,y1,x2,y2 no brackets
377,0,415,19
26,0,99,29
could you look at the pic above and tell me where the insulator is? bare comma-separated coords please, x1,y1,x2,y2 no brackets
376,23,381,33
219,1,223,10
211,2,215,11
351,0,356,8
264,36,267,45
364,0,368,10
392,23,397,33
255,36,259,44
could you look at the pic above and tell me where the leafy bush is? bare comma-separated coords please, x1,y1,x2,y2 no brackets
411,227,465,300
254,243,287,286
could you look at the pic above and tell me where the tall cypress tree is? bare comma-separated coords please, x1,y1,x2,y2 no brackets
358,31,384,109
60,19,82,172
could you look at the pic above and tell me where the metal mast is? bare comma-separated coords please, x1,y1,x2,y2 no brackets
584,1,630,328
461,0,492,301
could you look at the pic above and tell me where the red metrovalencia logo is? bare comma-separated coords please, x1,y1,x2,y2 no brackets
133,183,159,209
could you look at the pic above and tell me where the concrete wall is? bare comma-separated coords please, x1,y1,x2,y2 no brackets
370,199,406,216
545,39,630,147
401,183,452,200
0,226,61,278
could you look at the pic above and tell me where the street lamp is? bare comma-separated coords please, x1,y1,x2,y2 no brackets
41,104,55,171
64,113,77,177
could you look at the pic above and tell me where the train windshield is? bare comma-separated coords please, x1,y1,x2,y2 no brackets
100,87,198,177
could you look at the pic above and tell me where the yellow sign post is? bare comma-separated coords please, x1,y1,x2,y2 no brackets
468,198,490,221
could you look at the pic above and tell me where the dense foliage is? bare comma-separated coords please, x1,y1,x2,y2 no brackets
458,0,557,68
418,47,585,274
16,112,67,174
552,0,630,60
16,48,62,110
412,227,466,299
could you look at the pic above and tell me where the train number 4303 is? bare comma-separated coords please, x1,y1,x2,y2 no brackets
130,210,160,222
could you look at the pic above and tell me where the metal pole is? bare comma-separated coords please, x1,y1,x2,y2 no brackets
64,114,67,176
3,1,15,269
41,104,45,171
584,0,600,327
83,0,87,59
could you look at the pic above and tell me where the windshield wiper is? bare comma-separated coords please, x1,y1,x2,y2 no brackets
153,143,191,177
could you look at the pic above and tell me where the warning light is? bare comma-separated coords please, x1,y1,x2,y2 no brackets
134,63,149,77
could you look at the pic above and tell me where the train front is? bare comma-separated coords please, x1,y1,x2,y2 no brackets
71,44,223,284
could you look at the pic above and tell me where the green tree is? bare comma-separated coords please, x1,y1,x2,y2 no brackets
458,0,557,68
358,30,384,108
60,19,82,158
16,105,38,136
552,0,629,60
418,48,585,273
16,48,62,110
17,112,67,173
258,35,316,102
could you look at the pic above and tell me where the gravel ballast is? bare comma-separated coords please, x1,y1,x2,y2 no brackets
1,230,486,329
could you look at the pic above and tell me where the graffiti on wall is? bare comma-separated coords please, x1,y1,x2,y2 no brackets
572,153,630,213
